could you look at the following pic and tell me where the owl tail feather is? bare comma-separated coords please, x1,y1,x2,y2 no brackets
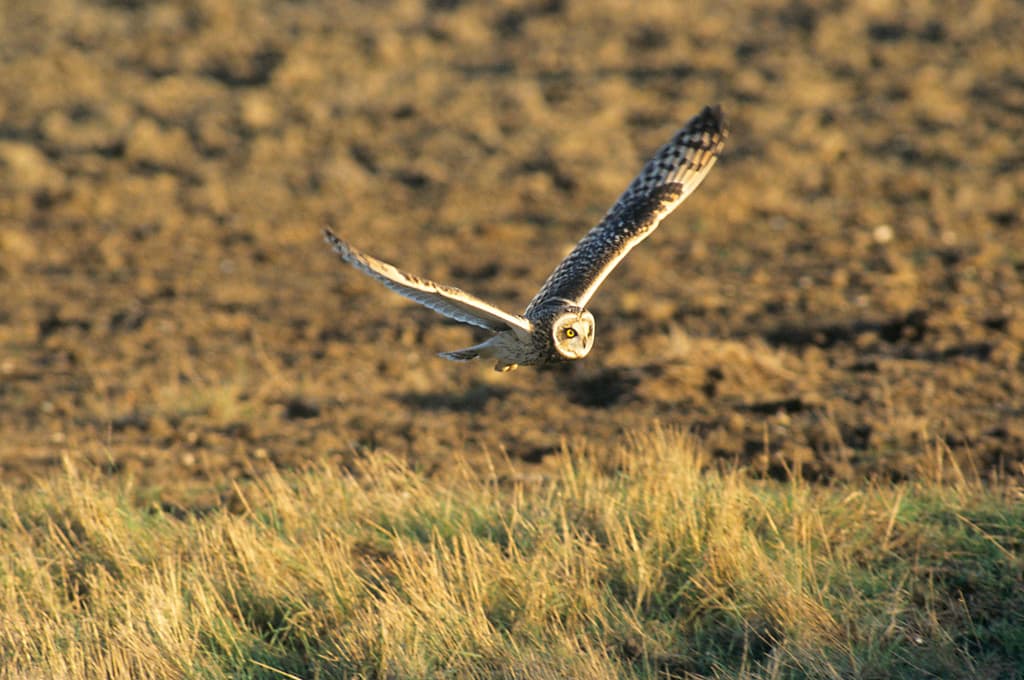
439,342,518,371
438,346,481,362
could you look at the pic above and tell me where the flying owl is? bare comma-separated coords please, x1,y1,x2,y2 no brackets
325,105,728,371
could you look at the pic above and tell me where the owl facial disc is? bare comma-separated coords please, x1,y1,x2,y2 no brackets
551,308,595,360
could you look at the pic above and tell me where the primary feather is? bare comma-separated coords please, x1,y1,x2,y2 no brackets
323,229,533,335
525,104,728,314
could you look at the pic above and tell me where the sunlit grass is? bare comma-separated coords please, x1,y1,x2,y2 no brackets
1,428,1021,678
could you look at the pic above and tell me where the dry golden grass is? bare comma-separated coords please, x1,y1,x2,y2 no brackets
1,428,1021,678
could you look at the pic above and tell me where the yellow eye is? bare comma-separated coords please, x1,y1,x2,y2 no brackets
565,328,576,338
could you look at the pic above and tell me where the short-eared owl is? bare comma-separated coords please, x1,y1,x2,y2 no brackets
325,105,727,371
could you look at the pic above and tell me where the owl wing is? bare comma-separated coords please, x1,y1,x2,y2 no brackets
324,228,534,336
525,104,728,315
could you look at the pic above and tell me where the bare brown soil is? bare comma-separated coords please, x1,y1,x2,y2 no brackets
2,0,1022,501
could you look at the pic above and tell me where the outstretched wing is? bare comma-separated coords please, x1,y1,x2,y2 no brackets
525,105,728,315
324,228,533,336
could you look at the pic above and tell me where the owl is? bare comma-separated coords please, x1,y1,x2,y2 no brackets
325,105,727,371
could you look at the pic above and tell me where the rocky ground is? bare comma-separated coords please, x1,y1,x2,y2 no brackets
2,0,1022,502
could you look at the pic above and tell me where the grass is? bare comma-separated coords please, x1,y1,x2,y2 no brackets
1,427,1021,679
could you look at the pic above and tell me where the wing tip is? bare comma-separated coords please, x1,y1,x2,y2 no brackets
322,226,340,244
693,104,729,142
323,226,354,258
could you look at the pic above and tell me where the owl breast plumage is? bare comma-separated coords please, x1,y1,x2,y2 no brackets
324,105,728,371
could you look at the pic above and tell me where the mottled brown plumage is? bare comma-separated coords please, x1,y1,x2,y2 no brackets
325,105,728,371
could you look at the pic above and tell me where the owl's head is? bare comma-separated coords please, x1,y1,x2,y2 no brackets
551,307,596,360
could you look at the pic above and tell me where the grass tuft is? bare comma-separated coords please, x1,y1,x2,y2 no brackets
1,427,1021,678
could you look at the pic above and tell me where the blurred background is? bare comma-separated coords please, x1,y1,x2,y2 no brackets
1,0,1022,496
